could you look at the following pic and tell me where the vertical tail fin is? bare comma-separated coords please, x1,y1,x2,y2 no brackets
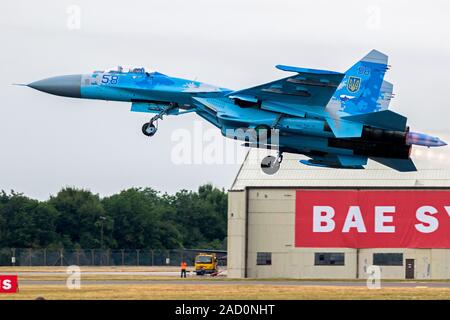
333,50,389,115
377,80,394,111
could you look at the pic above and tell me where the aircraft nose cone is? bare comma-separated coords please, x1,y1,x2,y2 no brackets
28,74,82,98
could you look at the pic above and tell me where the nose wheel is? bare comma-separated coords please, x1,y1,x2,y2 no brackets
261,152,283,175
142,122,157,137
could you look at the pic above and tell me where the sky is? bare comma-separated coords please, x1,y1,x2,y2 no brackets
1,0,450,200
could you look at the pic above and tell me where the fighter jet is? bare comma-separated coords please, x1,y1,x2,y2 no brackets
24,50,446,174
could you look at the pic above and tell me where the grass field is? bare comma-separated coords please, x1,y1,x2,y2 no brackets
1,284,450,300
0,267,449,300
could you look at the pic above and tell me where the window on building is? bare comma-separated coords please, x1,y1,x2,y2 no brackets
256,252,272,265
314,252,345,266
373,253,403,266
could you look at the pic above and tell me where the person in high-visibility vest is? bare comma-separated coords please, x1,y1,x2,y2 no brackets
180,261,187,278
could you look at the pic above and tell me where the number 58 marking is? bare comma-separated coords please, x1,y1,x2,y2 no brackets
102,74,119,85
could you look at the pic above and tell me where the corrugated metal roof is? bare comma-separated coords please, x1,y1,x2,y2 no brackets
231,145,450,190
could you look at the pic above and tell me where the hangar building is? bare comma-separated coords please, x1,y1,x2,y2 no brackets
227,149,450,280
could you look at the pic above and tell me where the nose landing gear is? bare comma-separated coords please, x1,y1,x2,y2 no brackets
261,152,283,175
141,104,176,137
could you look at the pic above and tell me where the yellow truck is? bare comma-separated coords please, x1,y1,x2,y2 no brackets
194,253,218,275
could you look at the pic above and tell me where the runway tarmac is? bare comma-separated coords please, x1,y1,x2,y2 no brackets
6,270,449,288
3,271,182,277
20,279,450,288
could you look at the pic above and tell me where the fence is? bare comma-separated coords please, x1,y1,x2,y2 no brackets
0,248,226,267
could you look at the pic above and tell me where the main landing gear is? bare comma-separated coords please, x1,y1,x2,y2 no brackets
261,152,283,175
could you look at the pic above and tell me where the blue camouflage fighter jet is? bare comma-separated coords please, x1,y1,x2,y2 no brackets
25,50,446,174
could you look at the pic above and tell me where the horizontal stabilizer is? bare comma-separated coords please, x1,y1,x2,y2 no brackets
300,160,333,169
371,157,417,172
299,159,364,169
300,154,367,169
337,155,368,167
342,110,407,131
326,118,363,138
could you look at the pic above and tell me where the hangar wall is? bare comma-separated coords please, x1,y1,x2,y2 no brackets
228,188,450,279
227,149,450,280
227,190,246,278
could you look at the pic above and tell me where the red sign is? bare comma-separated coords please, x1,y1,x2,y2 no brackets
0,275,18,293
295,190,450,248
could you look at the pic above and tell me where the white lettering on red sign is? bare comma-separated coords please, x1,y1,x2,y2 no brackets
313,206,335,232
2,280,11,290
342,206,367,233
295,190,450,248
311,205,449,234
415,206,439,233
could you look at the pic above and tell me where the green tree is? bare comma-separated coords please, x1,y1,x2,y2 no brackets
102,188,182,249
167,184,227,249
28,202,59,248
0,191,41,248
0,184,228,250
49,188,107,248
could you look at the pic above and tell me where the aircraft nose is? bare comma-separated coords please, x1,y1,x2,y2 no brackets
437,138,447,147
28,74,82,98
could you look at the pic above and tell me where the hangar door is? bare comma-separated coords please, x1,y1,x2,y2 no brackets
405,259,415,279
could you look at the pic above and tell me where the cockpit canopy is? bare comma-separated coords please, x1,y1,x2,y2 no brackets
130,67,145,73
94,66,147,74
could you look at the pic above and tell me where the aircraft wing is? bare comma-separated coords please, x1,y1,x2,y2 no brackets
228,66,345,110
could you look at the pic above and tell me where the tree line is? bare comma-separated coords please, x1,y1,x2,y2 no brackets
0,184,227,250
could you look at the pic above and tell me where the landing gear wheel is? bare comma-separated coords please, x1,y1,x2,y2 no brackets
261,155,281,175
141,104,178,137
142,122,157,137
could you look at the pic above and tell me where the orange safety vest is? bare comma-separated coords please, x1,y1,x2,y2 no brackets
181,262,187,270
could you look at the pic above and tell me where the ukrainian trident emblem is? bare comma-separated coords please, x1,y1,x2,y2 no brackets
347,76,361,93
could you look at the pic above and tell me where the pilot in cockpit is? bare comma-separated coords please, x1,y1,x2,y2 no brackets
131,67,145,74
